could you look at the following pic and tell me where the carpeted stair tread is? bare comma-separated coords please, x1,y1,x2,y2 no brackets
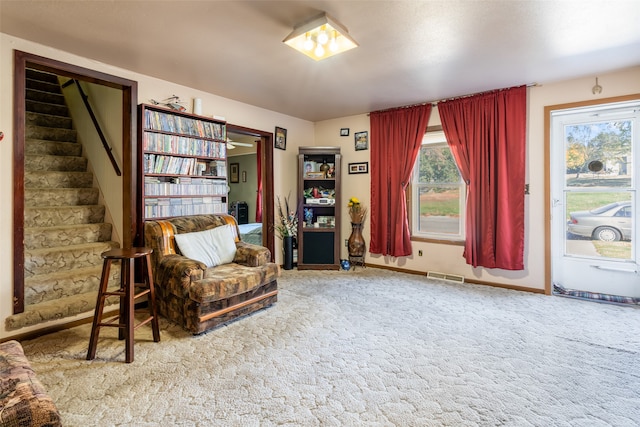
26,99,68,116
26,88,66,106
26,124,77,143
25,187,99,208
24,223,111,249
25,154,87,172
24,171,94,189
5,291,119,331
25,265,120,305
25,204,106,228
26,77,62,94
26,111,72,129
24,241,120,277
25,139,82,156
26,68,59,84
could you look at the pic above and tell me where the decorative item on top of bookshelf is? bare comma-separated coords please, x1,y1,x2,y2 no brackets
354,131,368,151
230,163,239,183
275,126,287,150
348,162,369,174
149,95,186,112
340,128,349,136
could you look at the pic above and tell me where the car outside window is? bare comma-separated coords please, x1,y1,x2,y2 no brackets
411,130,465,241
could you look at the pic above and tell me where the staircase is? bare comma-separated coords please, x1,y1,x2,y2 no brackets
6,69,120,331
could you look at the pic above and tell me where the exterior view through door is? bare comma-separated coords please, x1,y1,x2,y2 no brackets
551,100,639,300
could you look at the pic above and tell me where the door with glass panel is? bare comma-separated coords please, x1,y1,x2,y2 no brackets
551,101,639,297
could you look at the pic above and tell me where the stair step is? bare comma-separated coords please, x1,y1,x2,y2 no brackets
26,111,72,129
24,223,111,249
25,154,87,172
25,204,105,228
26,77,62,95
26,99,69,116
25,188,99,208
4,291,120,332
26,68,59,85
24,241,120,277
25,171,93,189
24,265,120,305
25,139,83,156
26,88,66,106
26,124,77,143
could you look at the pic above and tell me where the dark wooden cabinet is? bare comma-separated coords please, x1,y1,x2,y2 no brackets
137,104,228,222
297,147,341,270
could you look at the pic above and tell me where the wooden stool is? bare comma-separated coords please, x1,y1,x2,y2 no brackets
87,247,160,363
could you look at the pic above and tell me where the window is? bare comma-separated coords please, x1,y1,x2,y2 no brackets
411,129,465,241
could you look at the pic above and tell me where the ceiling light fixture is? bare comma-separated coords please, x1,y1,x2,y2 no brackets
283,12,358,61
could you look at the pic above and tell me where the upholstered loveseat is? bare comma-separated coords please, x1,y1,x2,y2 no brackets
0,340,62,427
144,214,279,334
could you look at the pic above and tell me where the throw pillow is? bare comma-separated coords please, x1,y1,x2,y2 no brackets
174,224,237,267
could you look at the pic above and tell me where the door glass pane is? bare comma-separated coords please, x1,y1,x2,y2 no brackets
564,118,634,261
565,120,632,188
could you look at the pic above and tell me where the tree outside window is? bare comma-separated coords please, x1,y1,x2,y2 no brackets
411,130,465,241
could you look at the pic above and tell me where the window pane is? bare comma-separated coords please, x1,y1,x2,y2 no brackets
418,145,460,184
417,186,461,235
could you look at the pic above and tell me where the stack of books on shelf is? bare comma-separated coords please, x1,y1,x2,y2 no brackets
145,197,227,218
144,109,225,140
142,133,226,158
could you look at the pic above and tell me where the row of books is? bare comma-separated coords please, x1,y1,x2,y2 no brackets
145,198,227,218
144,110,225,139
144,154,218,176
144,177,227,196
143,132,226,158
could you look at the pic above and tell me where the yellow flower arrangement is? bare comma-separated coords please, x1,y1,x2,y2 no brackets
347,197,367,224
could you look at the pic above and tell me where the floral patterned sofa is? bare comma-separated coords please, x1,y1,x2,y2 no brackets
144,214,279,334
0,340,61,427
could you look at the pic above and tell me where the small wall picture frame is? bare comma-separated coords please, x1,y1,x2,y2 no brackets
340,128,350,136
230,163,240,183
348,162,369,174
275,126,287,150
354,131,368,151
241,170,247,183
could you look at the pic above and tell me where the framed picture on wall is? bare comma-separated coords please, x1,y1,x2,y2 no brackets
275,126,287,150
348,162,369,174
340,128,350,136
230,163,240,183
354,131,368,151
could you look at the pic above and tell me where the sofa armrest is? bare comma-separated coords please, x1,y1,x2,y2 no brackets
234,241,272,267
155,254,207,299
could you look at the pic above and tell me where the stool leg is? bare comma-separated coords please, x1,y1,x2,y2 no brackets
144,254,161,343
117,259,127,341
124,257,135,363
87,258,112,360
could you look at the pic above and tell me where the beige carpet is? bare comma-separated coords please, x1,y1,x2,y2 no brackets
20,269,640,426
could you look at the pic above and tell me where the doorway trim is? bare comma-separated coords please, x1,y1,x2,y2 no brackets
12,50,138,314
543,93,640,295
226,124,275,257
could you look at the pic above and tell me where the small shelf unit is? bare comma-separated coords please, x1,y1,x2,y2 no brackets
297,147,341,270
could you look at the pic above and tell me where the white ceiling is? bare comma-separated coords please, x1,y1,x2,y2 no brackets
2,1,640,122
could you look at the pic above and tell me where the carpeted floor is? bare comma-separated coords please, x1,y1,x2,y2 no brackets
20,269,640,426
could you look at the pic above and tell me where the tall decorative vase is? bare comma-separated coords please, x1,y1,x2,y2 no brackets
348,222,366,257
283,235,294,270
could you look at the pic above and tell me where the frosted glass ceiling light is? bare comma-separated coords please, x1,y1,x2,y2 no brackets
283,12,358,61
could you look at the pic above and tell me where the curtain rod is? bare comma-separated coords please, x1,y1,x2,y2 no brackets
368,82,540,115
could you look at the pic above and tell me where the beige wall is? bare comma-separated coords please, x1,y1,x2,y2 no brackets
315,65,640,291
0,33,313,338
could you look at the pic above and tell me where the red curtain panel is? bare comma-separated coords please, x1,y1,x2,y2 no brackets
370,104,432,257
438,86,527,270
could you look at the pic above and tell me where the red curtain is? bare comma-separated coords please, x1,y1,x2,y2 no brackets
438,86,527,270
255,139,263,222
370,104,432,257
